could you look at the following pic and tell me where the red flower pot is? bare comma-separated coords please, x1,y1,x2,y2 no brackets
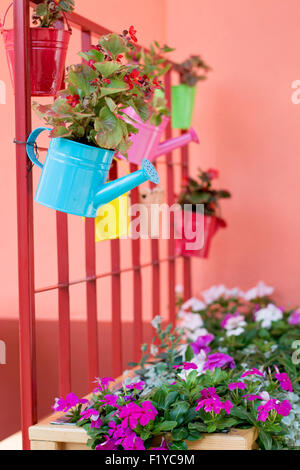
175,211,222,258
1,5,71,96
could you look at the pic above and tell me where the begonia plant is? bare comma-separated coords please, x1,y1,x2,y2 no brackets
32,0,75,28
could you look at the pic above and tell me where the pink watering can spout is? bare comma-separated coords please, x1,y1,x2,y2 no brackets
154,127,199,158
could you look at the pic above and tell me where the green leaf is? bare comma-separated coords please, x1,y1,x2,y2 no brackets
154,421,177,432
258,429,272,450
94,61,122,77
68,66,97,95
94,107,123,149
49,126,72,138
105,97,117,113
206,424,217,433
184,345,194,362
100,79,129,97
35,4,47,16
170,402,190,423
170,441,188,450
130,98,150,122
172,427,189,441
99,34,127,57
165,391,179,408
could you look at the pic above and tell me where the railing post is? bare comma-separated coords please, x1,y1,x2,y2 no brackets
14,0,37,450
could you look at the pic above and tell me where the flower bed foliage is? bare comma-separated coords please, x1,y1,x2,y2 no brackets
33,27,160,156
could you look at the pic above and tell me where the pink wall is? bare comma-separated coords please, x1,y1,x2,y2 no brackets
1,0,300,440
166,0,300,309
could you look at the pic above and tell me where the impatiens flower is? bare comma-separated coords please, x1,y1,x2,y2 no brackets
139,401,158,426
243,394,262,402
288,310,300,325
243,281,274,301
203,353,235,371
196,392,233,416
126,381,145,391
95,437,118,450
122,433,145,450
228,382,247,391
173,362,198,370
254,304,283,329
241,368,264,378
226,327,245,337
79,407,99,421
202,285,227,304
222,400,234,414
98,394,118,408
221,312,247,331
151,437,169,450
94,377,115,392
180,297,206,313
200,387,218,399
257,399,292,422
191,334,214,355
52,393,88,413
275,372,293,393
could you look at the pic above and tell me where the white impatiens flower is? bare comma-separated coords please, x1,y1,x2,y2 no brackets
226,327,245,337
150,344,159,357
181,297,206,312
255,303,283,329
202,285,227,304
151,315,162,329
224,314,247,331
175,284,184,295
186,327,209,342
178,311,204,331
260,391,271,405
178,350,207,380
243,281,274,301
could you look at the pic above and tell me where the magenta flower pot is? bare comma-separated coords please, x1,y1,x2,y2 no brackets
121,108,199,165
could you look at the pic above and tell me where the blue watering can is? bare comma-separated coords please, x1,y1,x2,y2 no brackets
26,127,159,218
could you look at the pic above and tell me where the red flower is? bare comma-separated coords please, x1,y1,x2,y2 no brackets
206,168,219,179
217,218,227,228
181,176,189,186
129,25,138,43
88,59,96,70
103,78,111,84
130,69,139,80
66,94,80,108
153,78,162,89
116,54,123,63
123,75,133,90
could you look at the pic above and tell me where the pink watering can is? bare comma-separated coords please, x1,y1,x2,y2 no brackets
121,108,199,165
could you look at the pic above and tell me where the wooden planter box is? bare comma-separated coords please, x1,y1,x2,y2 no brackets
29,415,258,450
29,370,258,450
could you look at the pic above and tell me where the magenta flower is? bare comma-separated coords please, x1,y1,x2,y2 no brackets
228,382,247,391
173,362,198,370
93,377,115,393
151,438,169,450
203,353,235,371
243,394,262,401
275,372,293,392
241,368,264,378
196,396,233,415
126,381,145,391
79,407,99,421
52,393,88,413
200,387,218,399
98,394,118,408
139,401,158,426
95,437,118,450
122,433,145,450
288,311,300,325
257,399,292,422
119,402,143,429
222,400,234,414
190,334,214,354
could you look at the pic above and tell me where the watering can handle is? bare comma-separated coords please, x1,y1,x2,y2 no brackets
26,127,51,171
0,3,12,29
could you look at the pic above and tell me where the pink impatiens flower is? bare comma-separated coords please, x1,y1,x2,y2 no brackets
52,393,88,413
190,334,214,354
98,394,118,408
228,382,247,391
203,353,235,371
126,381,145,391
257,399,292,422
243,394,262,402
241,368,264,378
196,388,233,415
173,362,198,370
275,372,293,392
139,401,158,426
288,310,300,326
151,438,169,450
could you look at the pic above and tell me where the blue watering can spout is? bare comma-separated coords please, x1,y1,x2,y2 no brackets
94,159,159,209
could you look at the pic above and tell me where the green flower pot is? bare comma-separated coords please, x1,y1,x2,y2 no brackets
171,84,197,130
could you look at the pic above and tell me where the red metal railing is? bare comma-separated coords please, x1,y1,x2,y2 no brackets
14,0,191,449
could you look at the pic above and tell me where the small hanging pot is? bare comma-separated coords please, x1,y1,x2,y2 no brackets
174,210,221,258
1,3,71,96
121,107,199,165
95,193,130,241
171,84,197,130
